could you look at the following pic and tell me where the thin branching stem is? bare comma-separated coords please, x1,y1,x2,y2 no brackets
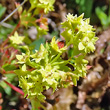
0,0,27,25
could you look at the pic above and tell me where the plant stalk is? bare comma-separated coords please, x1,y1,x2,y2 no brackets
4,80,24,95
0,0,27,24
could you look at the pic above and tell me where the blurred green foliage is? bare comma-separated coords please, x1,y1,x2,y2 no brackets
95,5,110,28
75,0,94,17
0,74,17,95
0,4,16,41
65,0,110,29
0,26,12,41
0,4,6,19
65,0,93,17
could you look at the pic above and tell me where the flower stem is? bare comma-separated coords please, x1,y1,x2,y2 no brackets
4,80,24,95
50,53,62,64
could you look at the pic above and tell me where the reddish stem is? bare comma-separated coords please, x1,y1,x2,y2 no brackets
4,80,24,96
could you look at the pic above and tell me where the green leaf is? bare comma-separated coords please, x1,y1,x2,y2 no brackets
16,54,23,61
0,74,16,95
95,7,108,26
51,36,59,52
2,64,16,71
5,74,17,82
0,4,6,18
22,64,26,71
29,37,45,52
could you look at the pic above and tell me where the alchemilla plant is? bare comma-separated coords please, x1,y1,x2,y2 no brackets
9,0,98,110
13,14,98,109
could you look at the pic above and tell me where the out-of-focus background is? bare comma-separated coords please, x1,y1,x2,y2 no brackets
0,0,110,110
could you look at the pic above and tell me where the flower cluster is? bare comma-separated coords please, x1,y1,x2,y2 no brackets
29,0,55,14
14,13,98,109
61,13,98,53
